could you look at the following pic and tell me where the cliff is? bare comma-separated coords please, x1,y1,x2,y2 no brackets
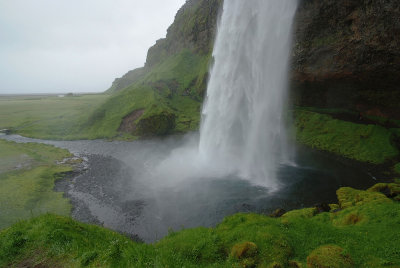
89,0,223,138
96,0,400,140
107,0,222,94
292,0,400,119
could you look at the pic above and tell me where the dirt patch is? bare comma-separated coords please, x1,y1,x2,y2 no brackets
118,109,145,133
15,249,64,268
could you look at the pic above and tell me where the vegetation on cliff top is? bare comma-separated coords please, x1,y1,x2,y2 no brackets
1,184,399,267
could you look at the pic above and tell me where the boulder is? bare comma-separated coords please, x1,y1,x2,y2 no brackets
307,245,353,268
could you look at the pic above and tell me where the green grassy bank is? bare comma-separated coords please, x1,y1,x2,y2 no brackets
294,109,400,167
86,49,208,139
1,184,399,267
0,50,208,140
0,139,74,229
0,94,108,140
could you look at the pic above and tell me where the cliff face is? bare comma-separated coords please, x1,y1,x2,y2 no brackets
292,0,400,118
97,0,223,137
146,0,222,68
102,0,400,137
108,0,222,94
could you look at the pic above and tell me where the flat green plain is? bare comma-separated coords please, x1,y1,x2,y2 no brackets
0,94,108,140
0,139,73,229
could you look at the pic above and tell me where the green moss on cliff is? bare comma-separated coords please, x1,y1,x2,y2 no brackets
135,111,176,136
84,49,208,138
295,109,399,164
83,86,157,139
395,163,400,174
1,184,399,267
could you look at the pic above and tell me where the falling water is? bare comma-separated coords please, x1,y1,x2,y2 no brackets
199,0,298,188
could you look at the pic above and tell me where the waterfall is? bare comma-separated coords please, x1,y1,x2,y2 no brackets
199,0,298,188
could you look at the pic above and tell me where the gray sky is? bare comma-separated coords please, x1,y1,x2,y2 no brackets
0,0,186,94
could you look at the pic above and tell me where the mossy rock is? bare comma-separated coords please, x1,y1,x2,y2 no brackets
333,212,364,226
337,187,391,209
368,183,400,198
294,110,399,164
135,111,176,136
269,208,286,218
282,208,317,222
268,262,283,268
230,242,258,259
342,213,363,225
329,204,339,211
307,245,353,268
230,242,258,268
288,260,303,268
394,163,400,174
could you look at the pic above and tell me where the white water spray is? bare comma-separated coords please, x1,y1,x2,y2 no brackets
199,0,298,187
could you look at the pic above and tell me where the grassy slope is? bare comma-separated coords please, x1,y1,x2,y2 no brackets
87,49,210,138
0,94,108,140
1,185,399,267
0,139,73,229
0,50,208,140
295,109,399,164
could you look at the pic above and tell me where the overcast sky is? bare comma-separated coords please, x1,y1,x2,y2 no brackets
0,0,186,94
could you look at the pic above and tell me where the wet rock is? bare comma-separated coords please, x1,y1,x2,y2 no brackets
269,208,287,218
292,0,400,119
314,203,331,214
118,109,145,134
135,111,176,136
368,183,400,199
0,129,10,135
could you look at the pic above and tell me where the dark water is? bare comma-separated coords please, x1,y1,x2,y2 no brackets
0,134,376,242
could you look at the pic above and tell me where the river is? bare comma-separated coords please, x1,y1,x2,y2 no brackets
0,133,377,242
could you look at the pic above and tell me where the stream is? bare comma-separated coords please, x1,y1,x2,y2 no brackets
0,133,376,242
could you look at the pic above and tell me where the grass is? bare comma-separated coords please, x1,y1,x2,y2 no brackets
295,109,399,164
0,184,399,267
0,139,73,229
0,49,209,140
85,49,209,138
0,94,108,140
298,106,400,128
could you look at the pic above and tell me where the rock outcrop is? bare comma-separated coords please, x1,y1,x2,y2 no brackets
292,0,400,118
103,0,400,137
107,0,223,94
